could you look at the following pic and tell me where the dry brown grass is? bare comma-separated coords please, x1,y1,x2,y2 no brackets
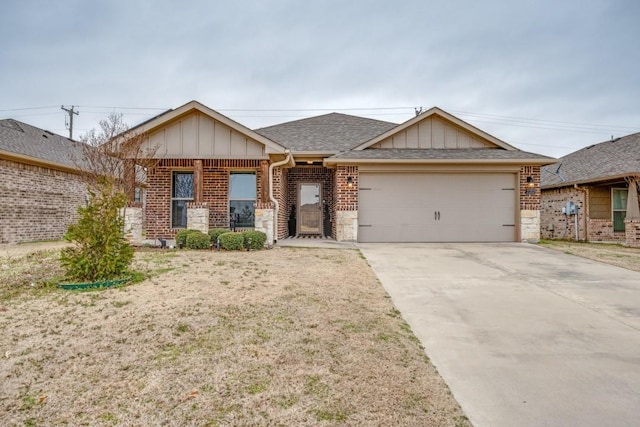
538,240,640,272
0,245,469,427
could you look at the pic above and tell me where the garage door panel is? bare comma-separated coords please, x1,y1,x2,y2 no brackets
358,173,516,243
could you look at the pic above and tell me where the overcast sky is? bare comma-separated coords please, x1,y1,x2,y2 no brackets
1,0,638,158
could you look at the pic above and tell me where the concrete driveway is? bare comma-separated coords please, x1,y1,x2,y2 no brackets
358,243,640,427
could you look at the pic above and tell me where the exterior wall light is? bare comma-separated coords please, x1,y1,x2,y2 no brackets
526,176,535,187
347,176,354,188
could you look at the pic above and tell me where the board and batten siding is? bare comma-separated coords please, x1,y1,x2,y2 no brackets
371,116,492,149
145,112,267,159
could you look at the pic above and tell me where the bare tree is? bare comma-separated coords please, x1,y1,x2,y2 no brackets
77,113,158,201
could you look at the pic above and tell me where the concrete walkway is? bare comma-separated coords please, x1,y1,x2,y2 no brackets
358,242,640,427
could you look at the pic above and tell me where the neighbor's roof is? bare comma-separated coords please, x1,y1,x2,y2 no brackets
325,148,555,165
541,132,640,188
0,119,87,171
255,113,397,153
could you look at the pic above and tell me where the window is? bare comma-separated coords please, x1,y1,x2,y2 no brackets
134,187,142,203
172,172,194,228
229,172,256,228
613,188,628,232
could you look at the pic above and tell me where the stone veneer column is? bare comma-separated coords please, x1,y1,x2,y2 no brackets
121,205,143,246
187,202,209,234
520,210,540,242
254,205,274,246
624,219,640,247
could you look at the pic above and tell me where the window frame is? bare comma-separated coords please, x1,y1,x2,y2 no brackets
612,187,628,232
171,171,194,229
229,171,257,229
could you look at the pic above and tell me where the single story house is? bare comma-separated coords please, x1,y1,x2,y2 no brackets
541,132,640,246
118,100,553,245
0,119,88,244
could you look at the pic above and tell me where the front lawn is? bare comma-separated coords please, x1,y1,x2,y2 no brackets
0,246,469,426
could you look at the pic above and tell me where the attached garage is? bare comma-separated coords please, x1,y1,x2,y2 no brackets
358,172,517,243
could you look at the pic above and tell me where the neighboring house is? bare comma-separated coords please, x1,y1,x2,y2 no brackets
118,100,553,245
541,132,640,246
0,119,88,244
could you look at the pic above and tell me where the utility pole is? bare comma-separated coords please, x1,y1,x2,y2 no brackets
61,105,79,139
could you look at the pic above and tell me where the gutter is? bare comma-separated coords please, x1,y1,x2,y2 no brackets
268,150,294,243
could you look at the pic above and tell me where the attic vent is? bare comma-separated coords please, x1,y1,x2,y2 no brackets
586,144,595,149
44,130,54,136
42,134,48,138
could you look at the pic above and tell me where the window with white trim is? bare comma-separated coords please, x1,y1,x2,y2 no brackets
612,188,627,232
172,172,193,228
229,172,256,228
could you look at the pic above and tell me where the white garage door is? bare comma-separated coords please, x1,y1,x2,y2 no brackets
358,173,517,242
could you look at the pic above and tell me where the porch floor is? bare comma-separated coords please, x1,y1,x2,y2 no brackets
276,235,356,249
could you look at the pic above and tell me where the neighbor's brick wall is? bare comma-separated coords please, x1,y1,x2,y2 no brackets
273,167,288,240
0,158,86,244
540,186,586,240
145,159,263,239
287,166,334,237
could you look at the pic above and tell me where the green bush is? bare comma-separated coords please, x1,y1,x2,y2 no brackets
60,179,134,282
186,231,211,249
242,230,267,250
219,232,245,251
175,229,201,248
208,228,230,245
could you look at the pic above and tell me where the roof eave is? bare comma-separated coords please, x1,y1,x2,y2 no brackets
0,149,81,174
541,173,637,190
324,157,555,166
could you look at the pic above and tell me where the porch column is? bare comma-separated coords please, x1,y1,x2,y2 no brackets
625,178,640,247
123,159,136,202
260,160,269,204
194,159,203,204
626,178,640,219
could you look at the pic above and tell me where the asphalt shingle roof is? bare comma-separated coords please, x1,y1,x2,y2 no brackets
331,148,554,161
0,119,87,170
255,113,397,152
541,132,640,187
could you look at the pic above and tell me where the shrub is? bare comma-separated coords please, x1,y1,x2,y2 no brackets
60,178,134,282
219,232,245,251
186,231,211,249
208,228,230,245
242,230,267,250
175,229,201,248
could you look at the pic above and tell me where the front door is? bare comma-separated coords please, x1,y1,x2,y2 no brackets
298,183,322,235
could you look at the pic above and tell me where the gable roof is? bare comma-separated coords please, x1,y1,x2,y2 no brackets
126,100,288,154
353,106,517,151
255,113,397,153
0,119,87,172
541,132,640,188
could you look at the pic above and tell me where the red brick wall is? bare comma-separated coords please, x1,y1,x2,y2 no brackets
286,166,334,237
540,186,586,240
145,159,263,239
0,158,86,243
520,166,541,210
335,165,358,211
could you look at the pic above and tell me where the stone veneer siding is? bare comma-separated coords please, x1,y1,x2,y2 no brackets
0,158,86,244
334,165,358,241
519,166,541,241
145,159,265,239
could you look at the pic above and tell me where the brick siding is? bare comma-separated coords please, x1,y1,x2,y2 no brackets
540,186,586,240
520,166,541,210
145,159,263,239
286,166,334,237
0,158,86,243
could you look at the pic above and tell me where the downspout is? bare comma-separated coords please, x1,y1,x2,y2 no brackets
574,184,588,241
269,150,293,243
